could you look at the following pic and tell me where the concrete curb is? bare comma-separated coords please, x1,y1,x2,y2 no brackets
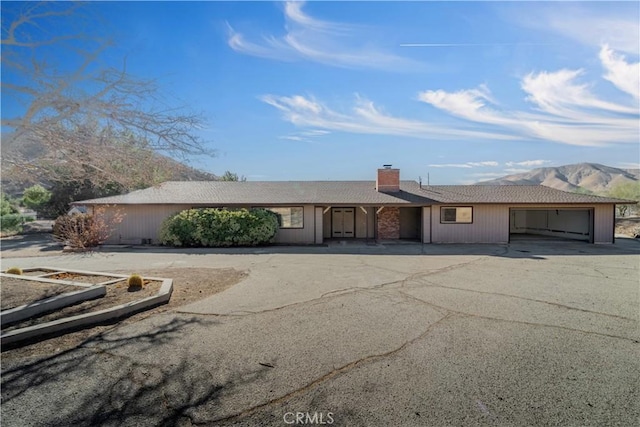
1,268,173,347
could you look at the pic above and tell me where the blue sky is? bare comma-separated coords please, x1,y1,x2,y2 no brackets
3,1,639,184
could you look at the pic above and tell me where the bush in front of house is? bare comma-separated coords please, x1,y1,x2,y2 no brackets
53,206,123,249
159,208,279,247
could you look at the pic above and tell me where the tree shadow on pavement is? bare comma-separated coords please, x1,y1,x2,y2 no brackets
1,315,270,426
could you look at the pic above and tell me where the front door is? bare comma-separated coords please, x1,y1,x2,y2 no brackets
332,208,355,238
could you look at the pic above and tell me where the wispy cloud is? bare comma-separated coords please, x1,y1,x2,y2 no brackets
506,160,550,167
261,94,516,141
428,161,498,168
504,168,531,174
227,1,422,71
600,45,640,100
522,6,640,55
279,129,331,143
418,47,639,147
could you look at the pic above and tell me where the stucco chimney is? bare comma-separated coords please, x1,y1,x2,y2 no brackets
376,165,400,193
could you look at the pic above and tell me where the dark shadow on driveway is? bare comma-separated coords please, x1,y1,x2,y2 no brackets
1,315,270,426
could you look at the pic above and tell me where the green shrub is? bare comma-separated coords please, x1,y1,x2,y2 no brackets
159,208,279,247
0,214,23,233
127,274,144,290
6,267,23,275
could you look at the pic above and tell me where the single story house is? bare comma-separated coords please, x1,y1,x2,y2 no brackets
74,166,634,245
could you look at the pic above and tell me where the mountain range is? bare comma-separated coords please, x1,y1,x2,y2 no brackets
477,163,639,194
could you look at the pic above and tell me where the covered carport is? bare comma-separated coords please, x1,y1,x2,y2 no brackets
509,208,594,242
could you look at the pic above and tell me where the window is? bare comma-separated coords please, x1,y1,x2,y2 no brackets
265,207,304,229
440,207,473,224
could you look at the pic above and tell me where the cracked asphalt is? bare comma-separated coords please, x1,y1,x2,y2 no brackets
1,239,639,426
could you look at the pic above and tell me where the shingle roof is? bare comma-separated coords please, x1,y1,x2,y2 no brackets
76,181,633,206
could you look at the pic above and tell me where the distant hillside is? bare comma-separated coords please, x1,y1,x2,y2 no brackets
477,163,639,193
1,132,217,196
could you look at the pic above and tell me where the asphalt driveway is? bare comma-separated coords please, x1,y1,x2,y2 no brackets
1,239,639,426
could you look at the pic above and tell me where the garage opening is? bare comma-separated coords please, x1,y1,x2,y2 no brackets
509,208,594,243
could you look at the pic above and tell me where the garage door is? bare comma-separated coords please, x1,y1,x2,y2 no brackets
510,209,593,242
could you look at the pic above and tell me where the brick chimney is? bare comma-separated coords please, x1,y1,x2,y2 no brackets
376,165,400,193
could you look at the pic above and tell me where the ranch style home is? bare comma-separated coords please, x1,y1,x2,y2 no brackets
75,166,633,245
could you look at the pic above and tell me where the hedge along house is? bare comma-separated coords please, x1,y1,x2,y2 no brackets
75,166,633,245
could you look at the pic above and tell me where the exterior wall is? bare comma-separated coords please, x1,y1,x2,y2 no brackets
315,207,324,244
355,207,375,239
322,209,332,239
422,207,431,243
377,207,400,239
272,205,316,244
593,204,614,244
431,203,615,244
101,204,318,245
431,205,510,244
101,204,193,244
100,202,616,246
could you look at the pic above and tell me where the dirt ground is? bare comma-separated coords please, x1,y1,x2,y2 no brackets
1,278,79,311
2,267,247,359
615,217,640,237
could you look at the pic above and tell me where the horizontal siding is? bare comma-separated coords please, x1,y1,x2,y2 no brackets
272,205,316,244
431,205,509,243
102,204,192,244
102,204,317,245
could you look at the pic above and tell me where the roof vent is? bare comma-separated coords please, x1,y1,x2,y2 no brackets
383,164,392,169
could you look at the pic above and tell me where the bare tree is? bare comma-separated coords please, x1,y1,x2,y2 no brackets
1,2,211,189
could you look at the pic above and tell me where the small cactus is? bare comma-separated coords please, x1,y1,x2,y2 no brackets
127,274,144,291
6,267,23,275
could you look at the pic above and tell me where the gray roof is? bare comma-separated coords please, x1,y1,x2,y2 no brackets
76,181,633,206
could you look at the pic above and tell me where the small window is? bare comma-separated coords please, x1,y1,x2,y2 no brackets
440,207,472,224
265,207,304,229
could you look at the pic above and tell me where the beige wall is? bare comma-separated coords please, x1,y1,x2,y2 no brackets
101,204,318,245
101,204,192,244
431,205,509,244
430,204,615,244
593,204,615,244
100,202,616,246
422,207,431,243
272,205,316,244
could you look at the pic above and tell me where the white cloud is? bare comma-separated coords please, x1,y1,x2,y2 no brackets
418,48,639,147
468,161,499,167
428,164,473,169
618,162,640,169
517,6,640,55
262,94,516,141
599,45,640,100
506,160,550,167
428,161,498,168
279,128,330,142
471,172,507,178
227,2,422,71
504,168,531,174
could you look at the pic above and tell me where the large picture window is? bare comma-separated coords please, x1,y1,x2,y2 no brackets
440,207,473,224
265,207,304,229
